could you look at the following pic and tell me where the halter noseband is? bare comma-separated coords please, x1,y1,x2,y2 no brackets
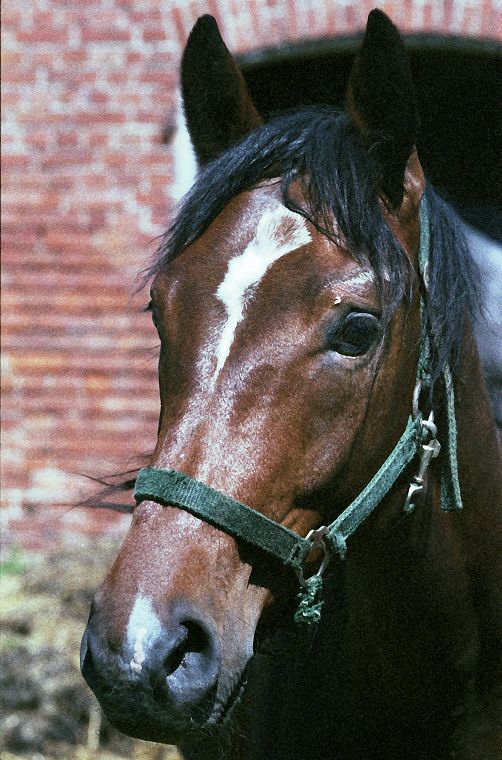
134,197,462,637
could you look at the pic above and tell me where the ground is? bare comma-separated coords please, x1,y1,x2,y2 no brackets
0,538,182,760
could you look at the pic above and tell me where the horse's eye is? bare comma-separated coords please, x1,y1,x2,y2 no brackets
327,312,381,357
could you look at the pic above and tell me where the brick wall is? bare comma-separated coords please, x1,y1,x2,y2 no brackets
2,0,500,549
1,0,177,547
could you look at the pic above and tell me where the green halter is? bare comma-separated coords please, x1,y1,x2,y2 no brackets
134,196,462,638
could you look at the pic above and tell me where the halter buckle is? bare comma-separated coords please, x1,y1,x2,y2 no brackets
295,525,331,588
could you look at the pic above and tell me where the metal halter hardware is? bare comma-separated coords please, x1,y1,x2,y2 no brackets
403,393,441,514
295,526,331,588
133,196,463,633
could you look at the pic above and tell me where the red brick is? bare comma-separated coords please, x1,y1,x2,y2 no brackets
126,52,143,65
81,27,131,43
73,110,126,125
1,154,30,169
62,50,88,65
1,8,23,26
88,133,110,148
139,70,177,86
1,232,39,249
142,27,167,43
17,26,69,44
130,9,163,24
89,89,109,104
25,51,54,68
26,130,52,150
42,148,93,169
56,130,80,148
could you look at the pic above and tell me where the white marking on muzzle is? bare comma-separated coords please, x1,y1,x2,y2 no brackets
127,595,161,674
214,207,311,378
131,627,147,674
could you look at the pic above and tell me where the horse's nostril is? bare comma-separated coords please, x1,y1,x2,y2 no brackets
155,615,220,710
164,620,210,676
183,619,208,653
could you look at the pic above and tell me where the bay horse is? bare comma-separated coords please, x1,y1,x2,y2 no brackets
81,11,502,760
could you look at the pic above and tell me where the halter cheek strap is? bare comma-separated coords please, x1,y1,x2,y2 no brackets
133,196,462,639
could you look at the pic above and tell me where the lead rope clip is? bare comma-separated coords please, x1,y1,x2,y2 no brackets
404,412,441,513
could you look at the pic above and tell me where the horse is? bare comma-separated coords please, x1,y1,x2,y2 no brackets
80,11,502,760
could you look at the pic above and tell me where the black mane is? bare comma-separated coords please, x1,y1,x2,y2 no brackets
148,106,479,389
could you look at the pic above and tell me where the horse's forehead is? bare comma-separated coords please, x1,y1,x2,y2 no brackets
156,191,316,299
157,187,374,304
210,191,375,296
209,188,369,283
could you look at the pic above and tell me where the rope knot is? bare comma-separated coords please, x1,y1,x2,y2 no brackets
294,574,324,626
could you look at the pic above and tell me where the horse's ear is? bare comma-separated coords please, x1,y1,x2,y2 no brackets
181,15,262,166
346,10,423,211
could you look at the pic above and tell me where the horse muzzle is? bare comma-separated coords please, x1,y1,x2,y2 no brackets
80,599,221,742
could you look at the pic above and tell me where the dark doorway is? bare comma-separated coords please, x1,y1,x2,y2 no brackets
240,36,501,241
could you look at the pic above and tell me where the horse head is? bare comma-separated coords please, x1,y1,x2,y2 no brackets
80,11,499,758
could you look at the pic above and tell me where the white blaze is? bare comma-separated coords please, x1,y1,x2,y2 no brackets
214,207,311,378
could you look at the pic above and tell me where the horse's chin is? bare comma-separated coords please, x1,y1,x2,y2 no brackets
102,707,187,746
95,659,251,747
